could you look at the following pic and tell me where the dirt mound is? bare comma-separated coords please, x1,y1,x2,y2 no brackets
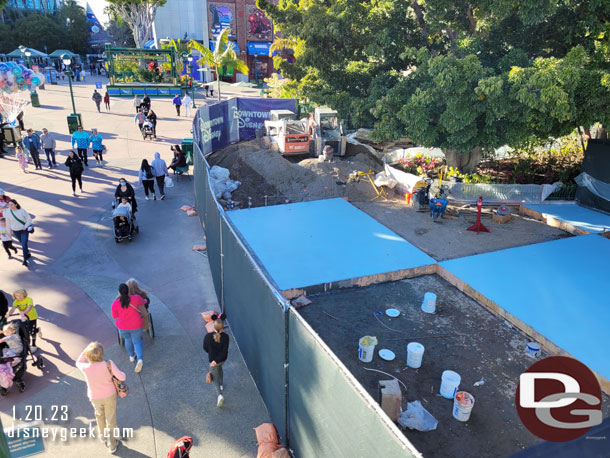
207,140,385,207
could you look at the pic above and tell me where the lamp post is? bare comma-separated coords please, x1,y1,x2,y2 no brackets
62,54,81,133
20,46,39,106
187,53,196,108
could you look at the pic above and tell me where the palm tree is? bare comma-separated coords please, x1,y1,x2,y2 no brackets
189,28,249,102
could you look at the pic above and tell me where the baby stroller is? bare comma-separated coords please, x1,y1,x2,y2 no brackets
0,317,44,396
112,206,139,243
141,121,154,141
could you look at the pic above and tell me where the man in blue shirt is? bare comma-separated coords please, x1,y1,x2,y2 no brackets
172,94,182,116
21,129,42,170
71,125,90,166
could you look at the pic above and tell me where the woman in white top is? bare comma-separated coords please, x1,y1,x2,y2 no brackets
4,199,32,266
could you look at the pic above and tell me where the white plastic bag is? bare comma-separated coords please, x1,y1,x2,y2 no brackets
397,401,438,432
164,176,174,188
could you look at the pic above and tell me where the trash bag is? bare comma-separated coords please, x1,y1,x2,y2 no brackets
398,400,438,432
359,336,378,346
165,176,174,188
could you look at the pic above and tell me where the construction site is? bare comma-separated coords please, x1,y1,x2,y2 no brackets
194,99,610,457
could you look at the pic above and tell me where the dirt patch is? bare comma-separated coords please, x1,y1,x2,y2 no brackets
208,141,569,260
297,275,610,458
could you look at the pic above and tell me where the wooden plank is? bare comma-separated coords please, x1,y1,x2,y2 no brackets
519,205,589,235
436,265,610,394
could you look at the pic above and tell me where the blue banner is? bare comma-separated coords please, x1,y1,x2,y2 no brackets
236,98,296,140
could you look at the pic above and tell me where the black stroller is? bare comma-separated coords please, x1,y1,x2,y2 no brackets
141,121,154,141
112,206,138,243
0,317,45,395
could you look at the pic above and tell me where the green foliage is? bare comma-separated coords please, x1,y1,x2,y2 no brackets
0,1,90,55
106,17,136,48
262,0,610,170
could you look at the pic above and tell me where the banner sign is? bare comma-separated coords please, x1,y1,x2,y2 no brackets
247,6,273,42
208,2,236,39
235,98,296,140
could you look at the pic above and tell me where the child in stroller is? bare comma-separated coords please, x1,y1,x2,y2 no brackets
0,318,44,395
112,206,138,243
141,120,154,140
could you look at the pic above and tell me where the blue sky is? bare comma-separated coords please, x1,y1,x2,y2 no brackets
77,0,108,25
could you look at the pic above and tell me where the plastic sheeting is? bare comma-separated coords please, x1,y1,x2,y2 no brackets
575,172,610,202
443,181,562,204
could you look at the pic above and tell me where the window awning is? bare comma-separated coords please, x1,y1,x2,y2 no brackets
209,40,240,55
247,42,271,56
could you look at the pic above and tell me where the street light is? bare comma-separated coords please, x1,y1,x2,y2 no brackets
187,53,196,108
61,54,81,133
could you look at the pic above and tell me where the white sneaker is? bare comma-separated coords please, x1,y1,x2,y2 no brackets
135,360,143,373
108,441,118,453
73,192,77,197
217,394,224,407
129,355,136,363
145,196,149,200
220,385,224,391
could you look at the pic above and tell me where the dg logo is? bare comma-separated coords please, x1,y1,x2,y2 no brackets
516,356,603,442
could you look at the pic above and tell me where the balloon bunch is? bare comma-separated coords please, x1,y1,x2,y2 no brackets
0,61,45,94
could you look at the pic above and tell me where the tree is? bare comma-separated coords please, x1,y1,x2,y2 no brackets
106,17,137,48
57,0,90,55
189,29,249,101
105,0,167,48
260,0,610,171
12,14,64,52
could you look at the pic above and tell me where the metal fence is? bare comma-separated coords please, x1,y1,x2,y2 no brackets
192,104,418,457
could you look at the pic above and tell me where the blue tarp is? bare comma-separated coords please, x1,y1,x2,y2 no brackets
247,42,271,56
236,98,296,140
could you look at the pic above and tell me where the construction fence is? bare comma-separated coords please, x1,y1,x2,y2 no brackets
192,102,419,457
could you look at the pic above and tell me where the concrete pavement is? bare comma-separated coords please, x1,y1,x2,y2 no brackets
0,76,269,457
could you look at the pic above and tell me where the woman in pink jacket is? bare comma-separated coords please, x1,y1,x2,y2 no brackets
111,283,147,373
76,342,125,454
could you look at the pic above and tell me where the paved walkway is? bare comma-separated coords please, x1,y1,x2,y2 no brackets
0,76,268,457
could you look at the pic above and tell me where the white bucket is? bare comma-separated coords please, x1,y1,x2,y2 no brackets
525,342,541,358
358,343,375,363
440,370,461,399
453,391,475,422
407,342,425,368
421,292,437,313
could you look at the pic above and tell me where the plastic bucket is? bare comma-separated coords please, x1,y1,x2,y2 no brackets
407,342,425,368
440,370,461,399
453,391,475,422
421,292,437,313
526,342,541,358
358,342,375,363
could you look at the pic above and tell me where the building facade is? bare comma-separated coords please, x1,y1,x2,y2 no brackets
153,0,210,43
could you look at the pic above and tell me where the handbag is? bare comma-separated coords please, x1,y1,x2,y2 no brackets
130,303,149,332
164,175,174,188
106,361,129,398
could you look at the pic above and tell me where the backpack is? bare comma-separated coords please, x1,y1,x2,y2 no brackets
167,436,193,458
145,166,154,180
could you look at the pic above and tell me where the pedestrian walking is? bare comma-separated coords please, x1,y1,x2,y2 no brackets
65,151,84,196
81,69,87,82
90,128,104,166
114,179,138,215
76,342,125,454
146,110,157,138
92,90,102,113
0,126,7,156
172,94,182,116
0,217,18,259
22,129,43,170
6,289,41,351
134,110,146,131
16,146,28,173
40,128,58,168
104,91,110,112
151,152,169,200
111,283,147,373
182,94,192,116
203,317,229,408
3,200,32,266
133,95,142,114
141,95,151,112
0,188,10,218
125,278,150,309
138,159,156,200
71,125,90,166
